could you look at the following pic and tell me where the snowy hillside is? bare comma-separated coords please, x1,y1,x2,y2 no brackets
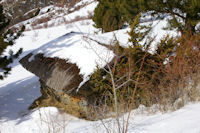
0,0,200,133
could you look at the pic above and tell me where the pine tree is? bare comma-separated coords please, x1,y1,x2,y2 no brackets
93,0,200,33
93,0,124,32
0,4,23,80
146,0,200,33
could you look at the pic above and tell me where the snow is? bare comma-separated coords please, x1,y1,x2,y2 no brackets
66,2,97,20
38,5,54,15
130,103,200,133
29,31,114,86
0,0,199,133
1,98,200,133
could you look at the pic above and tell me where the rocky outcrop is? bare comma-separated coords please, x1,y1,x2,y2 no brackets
19,30,117,120
20,53,112,120
20,53,83,93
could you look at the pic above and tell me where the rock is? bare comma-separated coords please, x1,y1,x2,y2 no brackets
20,52,112,120
20,53,83,93
19,32,116,120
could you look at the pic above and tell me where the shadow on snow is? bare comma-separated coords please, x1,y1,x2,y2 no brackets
0,76,41,123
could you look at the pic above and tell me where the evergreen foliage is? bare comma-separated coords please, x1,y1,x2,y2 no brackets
89,15,156,107
102,7,124,32
90,14,199,109
0,6,10,32
93,0,200,33
0,4,23,80
93,0,125,32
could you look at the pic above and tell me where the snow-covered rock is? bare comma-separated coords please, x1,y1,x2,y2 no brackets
19,31,114,120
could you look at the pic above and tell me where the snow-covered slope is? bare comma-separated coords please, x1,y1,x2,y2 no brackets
0,0,199,133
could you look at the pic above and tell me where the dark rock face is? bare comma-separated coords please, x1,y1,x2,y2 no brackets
20,53,111,120
20,53,83,93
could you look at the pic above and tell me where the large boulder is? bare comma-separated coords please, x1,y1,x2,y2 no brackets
19,32,114,120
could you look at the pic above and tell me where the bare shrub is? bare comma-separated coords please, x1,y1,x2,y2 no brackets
86,15,200,132
38,108,71,133
67,0,81,8
83,15,150,132
156,33,200,109
67,0,93,13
